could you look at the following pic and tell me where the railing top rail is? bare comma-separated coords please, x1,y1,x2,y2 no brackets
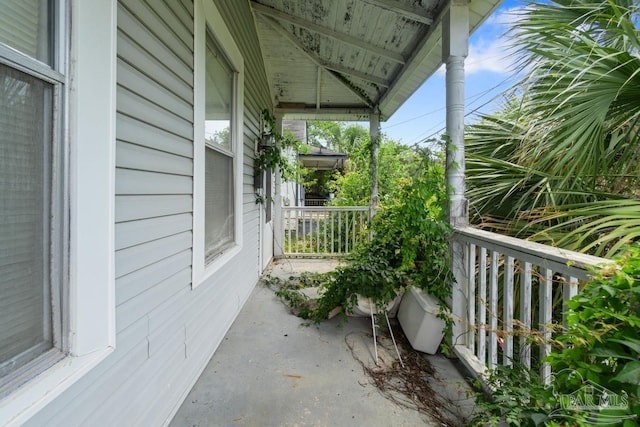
282,206,369,212
454,226,612,279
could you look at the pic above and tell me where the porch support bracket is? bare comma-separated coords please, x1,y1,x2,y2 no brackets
443,0,470,350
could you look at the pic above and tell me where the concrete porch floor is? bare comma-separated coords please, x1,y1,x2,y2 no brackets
170,259,476,426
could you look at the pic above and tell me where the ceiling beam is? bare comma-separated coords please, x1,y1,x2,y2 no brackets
376,0,447,113
360,0,434,25
262,16,376,104
275,105,373,120
323,63,389,88
261,16,385,104
251,1,405,65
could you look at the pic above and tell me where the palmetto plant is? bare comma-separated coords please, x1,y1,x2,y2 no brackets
466,0,640,257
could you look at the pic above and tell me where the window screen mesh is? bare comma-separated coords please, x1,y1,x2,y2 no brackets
204,148,234,260
0,63,53,379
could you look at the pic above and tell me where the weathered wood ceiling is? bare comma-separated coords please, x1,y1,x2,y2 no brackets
250,0,501,121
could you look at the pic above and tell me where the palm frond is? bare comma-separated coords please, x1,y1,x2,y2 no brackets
465,0,640,257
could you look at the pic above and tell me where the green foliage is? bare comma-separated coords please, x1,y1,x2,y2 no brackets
306,121,359,153
256,109,303,182
473,244,640,426
308,248,404,322
304,121,424,207
546,245,640,422
465,0,640,257
303,122,369,204
303,169,339,199
264,272,326,320
367,152,451,300
306,155,454,324
331,133,424,206
472,363,555,427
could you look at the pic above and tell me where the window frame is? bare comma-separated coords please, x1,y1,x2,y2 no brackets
192,0,244,288
0,0,116,424
203,33,236,261
0,53,64,391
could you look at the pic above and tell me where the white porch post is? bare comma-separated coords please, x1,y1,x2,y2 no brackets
369,111,380,220
273,114,284,257
443,1,469,346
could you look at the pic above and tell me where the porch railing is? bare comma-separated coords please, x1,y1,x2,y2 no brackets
452,226,611,382
281,206,369,257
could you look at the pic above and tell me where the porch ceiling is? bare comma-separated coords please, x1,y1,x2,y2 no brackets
250,0,501,121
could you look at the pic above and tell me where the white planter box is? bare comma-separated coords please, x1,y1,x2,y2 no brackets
397,287,444,354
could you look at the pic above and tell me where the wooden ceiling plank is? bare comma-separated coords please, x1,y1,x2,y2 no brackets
360,0,434,25
251,1,405,65
261,16,372,105
261,15,384,104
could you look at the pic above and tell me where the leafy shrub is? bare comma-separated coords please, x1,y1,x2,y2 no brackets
473,244,640,426
546,244,640,424
308,235,407,321
472,362,556,427
306,155,454,322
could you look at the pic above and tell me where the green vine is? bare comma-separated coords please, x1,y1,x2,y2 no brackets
255,109,301,183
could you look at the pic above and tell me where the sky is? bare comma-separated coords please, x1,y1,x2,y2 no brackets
378,0,523,146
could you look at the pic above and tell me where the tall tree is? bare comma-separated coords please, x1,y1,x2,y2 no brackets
305,122,426,206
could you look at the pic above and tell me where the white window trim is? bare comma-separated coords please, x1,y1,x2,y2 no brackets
192,0,244,288
0,1,116,425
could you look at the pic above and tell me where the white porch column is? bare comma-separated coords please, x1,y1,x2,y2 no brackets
369,111,380,220
443,1,469,347
273,114,284,257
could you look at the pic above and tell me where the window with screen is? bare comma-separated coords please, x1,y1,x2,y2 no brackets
204,30,236,262
0,0,63,385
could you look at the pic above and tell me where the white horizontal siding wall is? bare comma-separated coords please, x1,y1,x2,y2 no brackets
23,0,271,425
